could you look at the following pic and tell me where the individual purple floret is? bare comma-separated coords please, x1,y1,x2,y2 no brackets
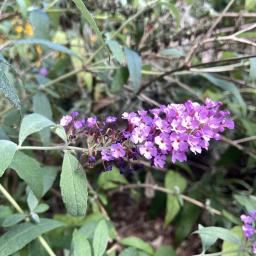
106,116,117,124
60,115,72,127
87,117,97,128
241,211,256,254
39,66,48,76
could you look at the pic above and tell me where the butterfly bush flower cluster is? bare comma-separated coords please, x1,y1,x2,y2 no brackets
241,211,256,254
60,98,234,171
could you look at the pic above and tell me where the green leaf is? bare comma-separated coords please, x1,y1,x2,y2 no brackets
34,204,49,214
174,203,200,244
60,152,88,216
51,125,68,143
222,226,249,256
249,58,256,84
10,39,81,59
2,213,26,228
125,48,142,92
29,10,49,39
121,237,154,255
197,224,217,252
42,166,58,196
120,248,139,256
27,189,39,212
92,220,109,256
111,67,129,93
10,151,44,198
19,113,54,145
245,0,256,11
164,171,187,225
72,230,92,256
32,93,52,145
155,245,176,256
0,64,21,109
201,74,246,113
234,194,256,212
0,140,17,177
107,40,125,65
0,218,63,256
73,0,105,47
16,0,28,17
98,167,128,189
160,48,184,57
195,226,242,245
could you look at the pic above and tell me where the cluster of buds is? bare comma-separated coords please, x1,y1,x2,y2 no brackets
241,211,256,254
60,98,234,172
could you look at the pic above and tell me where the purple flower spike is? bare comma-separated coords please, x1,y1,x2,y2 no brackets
106,116,117,124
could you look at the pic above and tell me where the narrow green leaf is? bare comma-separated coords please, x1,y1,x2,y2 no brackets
195,226,242,245
93,220,109,256
2,213,26,228
10,151,44,198
222,226,249,256
120,248,139,256
121,237,154,255
0,140,17,177
0,218,63,256
0,64,21,109
27,189,39,212
60,152,88,216
34,204,49,214
73,0,105,47
160,48,184,57
201,74,246,113
111,67,129,93
234,194,256,212
42,166,58,196
155,245,176,256
19,113,54,145
33,92,52,145
29,10,49,39
125,48,142,92
16,0,28,17
98,167,128,190
72,230,92,256
51,125,68,143
107,40,125,64
250,58,256,84
197,224,217,252
10,39,81,59
164,171,187,225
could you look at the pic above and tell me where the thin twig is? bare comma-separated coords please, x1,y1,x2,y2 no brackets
109,183,221,215
0,184,56,256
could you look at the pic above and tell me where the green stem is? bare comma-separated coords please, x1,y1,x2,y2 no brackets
0,184,56,256
18,145,87,152
85,0,160,65
39,68,83,91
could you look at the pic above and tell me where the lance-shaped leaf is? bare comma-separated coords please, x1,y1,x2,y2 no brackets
0,140,17,177
19,113,55,145
60,152,88,216
0,218,63,256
